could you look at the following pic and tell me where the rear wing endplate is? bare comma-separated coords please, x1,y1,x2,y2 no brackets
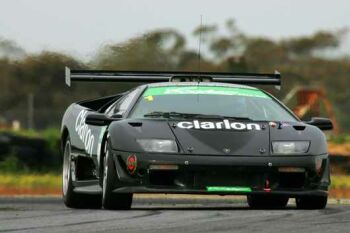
65,67,281,89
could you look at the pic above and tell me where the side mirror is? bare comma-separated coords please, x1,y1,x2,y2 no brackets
305,117,333,131
85,113,121,126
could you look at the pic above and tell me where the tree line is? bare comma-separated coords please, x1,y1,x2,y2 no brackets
0,20,349,130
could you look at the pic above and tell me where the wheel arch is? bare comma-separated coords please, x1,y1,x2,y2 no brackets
61,127,70,156
98,131,110,185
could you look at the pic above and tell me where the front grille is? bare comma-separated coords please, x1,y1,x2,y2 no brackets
193,170,264,188
148,167,267,188
278,172,306,189
149,170,177,186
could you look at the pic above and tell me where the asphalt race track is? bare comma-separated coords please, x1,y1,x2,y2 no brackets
0,195,349,233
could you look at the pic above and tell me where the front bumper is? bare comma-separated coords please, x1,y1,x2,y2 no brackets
111,150,330,197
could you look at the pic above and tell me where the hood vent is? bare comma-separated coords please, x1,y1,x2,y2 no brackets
293,125,306,131
128,122,142,127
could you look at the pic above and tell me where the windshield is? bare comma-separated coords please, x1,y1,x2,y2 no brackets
130,85,298,122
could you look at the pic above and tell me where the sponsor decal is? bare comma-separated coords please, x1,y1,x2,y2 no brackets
279,122,290,129
75,110,95,156
206,186,252,192
144,95,154,101
143,86,269,99
177,120,261,131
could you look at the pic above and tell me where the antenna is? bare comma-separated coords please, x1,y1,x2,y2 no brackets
198,15,203,74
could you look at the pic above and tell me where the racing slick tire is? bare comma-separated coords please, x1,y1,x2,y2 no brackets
247,195,289,209
296,195,328,209
62,138,102,209
102,140,133,210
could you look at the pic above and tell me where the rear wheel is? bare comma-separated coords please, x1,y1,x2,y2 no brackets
102,140,133,210
247,195,289,209
62,138,101,209
296,195,327,209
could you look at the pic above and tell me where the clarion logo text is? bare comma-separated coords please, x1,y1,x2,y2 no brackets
75,110,95,156
177,120,261,131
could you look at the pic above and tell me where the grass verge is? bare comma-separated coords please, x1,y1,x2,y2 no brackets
331,175,350,189
0,173,61,189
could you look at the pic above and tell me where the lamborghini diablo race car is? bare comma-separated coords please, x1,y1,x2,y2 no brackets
61,68,333,210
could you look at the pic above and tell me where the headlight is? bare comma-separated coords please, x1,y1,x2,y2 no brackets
136,139,178,153
272,141,310,154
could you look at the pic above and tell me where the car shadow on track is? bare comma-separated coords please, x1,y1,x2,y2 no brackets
131,206,298,211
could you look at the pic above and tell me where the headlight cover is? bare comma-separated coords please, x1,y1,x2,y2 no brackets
136,139,178,153
272,141,310,154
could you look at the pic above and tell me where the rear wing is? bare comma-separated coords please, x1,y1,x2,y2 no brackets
65,67,281,88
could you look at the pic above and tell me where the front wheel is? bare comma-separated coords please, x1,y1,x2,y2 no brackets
102,140,133,210
247,195,289,209
296,195,328,209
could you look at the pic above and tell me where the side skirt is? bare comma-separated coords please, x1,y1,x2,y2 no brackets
73,180,102,194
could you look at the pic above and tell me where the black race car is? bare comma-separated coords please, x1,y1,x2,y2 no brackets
61,67,332,210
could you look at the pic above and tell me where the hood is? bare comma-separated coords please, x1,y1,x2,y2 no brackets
108,119,327,156
171,120,269,155
109,119,269,155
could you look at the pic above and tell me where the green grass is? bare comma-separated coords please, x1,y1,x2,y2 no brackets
0,174,61,189
331,175,350,189
328,134,350,144
0,128,60,139
0,128,61,172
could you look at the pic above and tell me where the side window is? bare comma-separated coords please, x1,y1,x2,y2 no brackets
106,89,139,117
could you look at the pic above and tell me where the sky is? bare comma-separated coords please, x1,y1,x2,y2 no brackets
0,0,349,60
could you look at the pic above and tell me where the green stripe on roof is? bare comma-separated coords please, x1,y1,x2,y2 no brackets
143,86,269,98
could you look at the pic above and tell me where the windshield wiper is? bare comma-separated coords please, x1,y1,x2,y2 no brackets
144,111,197,119
144,111,252,121
192,114,252,121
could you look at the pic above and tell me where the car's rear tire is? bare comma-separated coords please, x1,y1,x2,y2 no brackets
62,138,101,209
102,140,133,210
296,195,327,209
247,195,289,209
